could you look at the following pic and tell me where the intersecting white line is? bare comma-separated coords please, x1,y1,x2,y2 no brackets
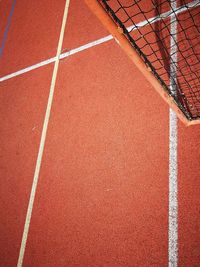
0,0,199,83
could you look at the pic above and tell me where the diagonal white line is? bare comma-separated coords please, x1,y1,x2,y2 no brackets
59,35,113,59
0,35,113,82
16,1,71,266
0,0,199,83
0,57,57,82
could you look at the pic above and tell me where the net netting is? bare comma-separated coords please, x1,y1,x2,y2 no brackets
99,0,200,121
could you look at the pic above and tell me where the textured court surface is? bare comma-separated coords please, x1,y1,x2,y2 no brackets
0,1,200,266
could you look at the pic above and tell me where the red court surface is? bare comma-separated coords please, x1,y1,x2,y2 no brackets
0,0,66,76
23,44,169,266
178,123,200,266
0,1,200,266
0,0,12,42
62,0,108,50
0,65,53,266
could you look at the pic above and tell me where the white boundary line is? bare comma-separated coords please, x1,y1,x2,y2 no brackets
169,0,178,266
17,1,71,266
0,0,199,83
169,109,178,267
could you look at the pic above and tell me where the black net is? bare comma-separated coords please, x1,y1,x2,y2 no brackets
99,0,200,120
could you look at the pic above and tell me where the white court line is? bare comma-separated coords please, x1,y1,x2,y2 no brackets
169,0,178,266
169,109,178,267
17,1,71,266
0,0,199,83
0,56,57,82
0,36,113,82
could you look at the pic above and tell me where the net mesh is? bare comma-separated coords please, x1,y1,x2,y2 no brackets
99,0,200,120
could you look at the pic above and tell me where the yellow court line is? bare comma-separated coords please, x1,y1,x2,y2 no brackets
17,1,71,266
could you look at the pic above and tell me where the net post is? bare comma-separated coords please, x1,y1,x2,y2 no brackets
85,0,199,126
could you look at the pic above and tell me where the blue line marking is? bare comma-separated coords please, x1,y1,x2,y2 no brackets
0,0,17,58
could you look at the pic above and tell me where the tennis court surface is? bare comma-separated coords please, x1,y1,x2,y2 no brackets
0,0,200,266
